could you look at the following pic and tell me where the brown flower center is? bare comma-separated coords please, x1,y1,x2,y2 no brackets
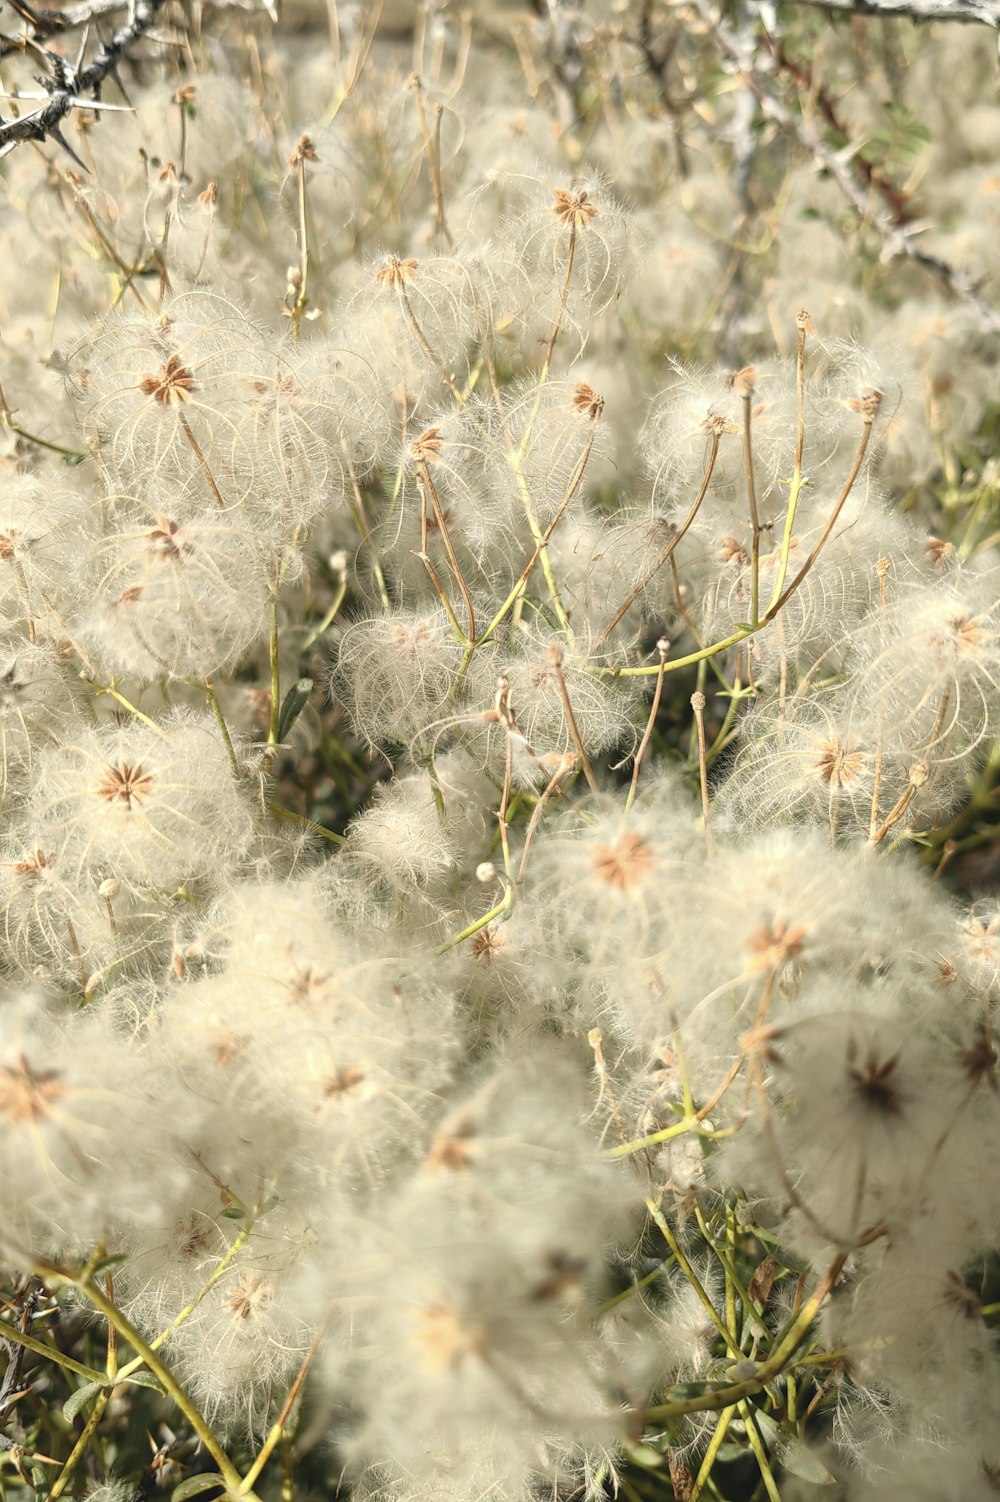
95,761,155,808
592,831,655,892
552,187,599,228
139,354,197,405
0,1054,66,1123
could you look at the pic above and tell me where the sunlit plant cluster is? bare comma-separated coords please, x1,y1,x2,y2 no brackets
1,3,1000,1501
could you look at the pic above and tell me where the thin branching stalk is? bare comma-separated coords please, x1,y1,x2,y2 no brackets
393,273,463,403
548,645,598,794
595,428,721,651
626,637,669,812
288,135,316,337
691,689,711,835
177,409,226,510
344,452,391,610
415,454,476,642
644,1196,740,1356
481,399,601,643
239,1325,327,1495
734,367,762,625
416,463,466,641
267,591,281,746
34,1259,258,1502
764,391,881,621
516,753,575,883
202,679,241,778
408,74,452,247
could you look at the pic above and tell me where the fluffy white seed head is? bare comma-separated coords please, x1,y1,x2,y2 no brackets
332,609,466,752
65,288,275,503
346,774,459,900
29,710,252,895
847,569,1000,762
79,504,268,681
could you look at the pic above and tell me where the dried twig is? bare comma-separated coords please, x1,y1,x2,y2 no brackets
776,0,1000,24
0,1279,40,1448
0,0,170,162
690,0,1000,336
2,0,132,41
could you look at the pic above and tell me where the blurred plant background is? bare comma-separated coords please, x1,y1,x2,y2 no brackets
2,2,1000,1501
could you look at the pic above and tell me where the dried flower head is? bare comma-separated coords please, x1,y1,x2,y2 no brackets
552,186,599,229
0,1054,66,1124
375,255,419,288
139,354,197,405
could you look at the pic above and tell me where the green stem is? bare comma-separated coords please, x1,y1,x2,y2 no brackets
85,679,164,736
47,1389,110,1500
604,1116,734,1158
301,574,348,651
0,1320,105,1384
435,879,514,954
739,1399,782,1502
267,803,347,846
600,623,754,679
690,1406,737,1502
480,418,600,646
643,1253,847,1421
742,391,761,628
268,593,281,746
204,680,241,779
645,1197,739,1357
37,1264,255,1501
117,1223,254,1378
239,1326,325,1494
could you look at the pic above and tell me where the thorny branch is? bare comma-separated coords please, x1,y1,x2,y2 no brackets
0,1279,40,1450
690,0,1000,337
776,0,1000,24
0,0,170,162
2,0,134,42
760,30,914,224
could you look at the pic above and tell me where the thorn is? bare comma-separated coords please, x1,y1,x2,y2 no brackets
49,120,89,171
108,57,134,107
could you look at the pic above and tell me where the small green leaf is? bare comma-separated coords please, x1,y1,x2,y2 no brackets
91,1252,128,1276
122,1371,165,1394
753,1412,837,1484
62,1381,104,1423
221,1204,245,1220
781,1440,838,1485
622,1441,665,1469
277,678,313,742
171,1474,225,1501
754,1410,783,1452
